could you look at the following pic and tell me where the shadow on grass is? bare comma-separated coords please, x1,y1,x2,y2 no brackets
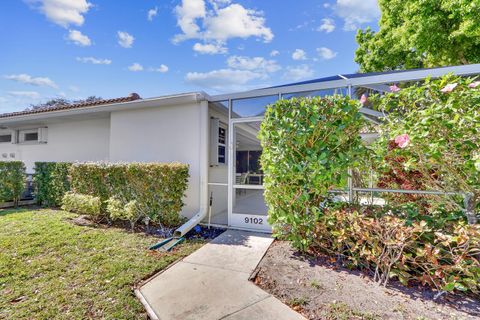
290,249,480,318
0,207,32,217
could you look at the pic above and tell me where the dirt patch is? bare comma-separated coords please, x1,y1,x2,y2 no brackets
253,241,480,320
69,215,97,227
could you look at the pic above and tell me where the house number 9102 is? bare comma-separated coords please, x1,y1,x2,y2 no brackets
245,217,263,225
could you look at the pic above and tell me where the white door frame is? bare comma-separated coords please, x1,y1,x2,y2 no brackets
227,116,271,232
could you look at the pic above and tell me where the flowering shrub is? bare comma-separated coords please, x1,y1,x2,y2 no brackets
0,161,26,206
371,75,480,223
33,162,72,207
61,192,101,218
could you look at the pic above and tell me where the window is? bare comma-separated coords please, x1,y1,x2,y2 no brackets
24,132,38,141
0,134,11,143
232,95,278,118
16,127,47,144
19,129,39,143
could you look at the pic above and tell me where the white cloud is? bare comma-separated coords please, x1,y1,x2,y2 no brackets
185,54,280,91
150,64,169,73
28,0,91,28
4,73,58,88
117,31,134,48
270,50,279,57
68,29,91,46
8,91,40,99
174,0,206,42
283,65,314,81
209,0,232,9
317,18,335,33
128,63,143,72
317,47,337,60
76,56,111,65
185,69,263,91
334,0,380,31
203,4,273,42
147,7,158,21
193,42,227,54
292,49,307,61
174,0,273,52
227,56,280,73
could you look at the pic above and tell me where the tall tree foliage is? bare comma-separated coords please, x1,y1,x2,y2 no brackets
355,0,480,72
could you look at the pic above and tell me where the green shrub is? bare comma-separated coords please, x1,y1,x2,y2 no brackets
311,206,480,293
370,75,480,223
61,192,101,217
259,85,480,294
106,197,141,230
258,96,367,249
33,162,72,207
69,162,189,227
0,161,26,205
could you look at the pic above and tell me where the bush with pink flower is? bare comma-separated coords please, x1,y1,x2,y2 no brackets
371,75,480,224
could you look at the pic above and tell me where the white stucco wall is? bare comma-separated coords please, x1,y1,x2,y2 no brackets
109,102,203,218
0,117,110,172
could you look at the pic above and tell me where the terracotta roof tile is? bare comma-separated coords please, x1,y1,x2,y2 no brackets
0,93,141,119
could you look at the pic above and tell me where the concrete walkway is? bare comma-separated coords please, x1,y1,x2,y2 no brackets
136,229,306,320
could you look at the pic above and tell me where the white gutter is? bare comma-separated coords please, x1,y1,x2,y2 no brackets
174,99,209,237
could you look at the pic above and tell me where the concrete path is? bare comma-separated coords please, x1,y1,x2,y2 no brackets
136,229,306,320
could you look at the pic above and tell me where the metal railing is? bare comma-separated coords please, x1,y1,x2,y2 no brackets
329,173,477,224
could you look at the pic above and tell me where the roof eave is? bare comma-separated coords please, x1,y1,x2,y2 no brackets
0,92,207,125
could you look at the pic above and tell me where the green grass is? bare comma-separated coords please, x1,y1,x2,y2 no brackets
0,208,203,319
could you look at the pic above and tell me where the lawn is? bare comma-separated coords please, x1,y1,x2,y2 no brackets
0,208,203,319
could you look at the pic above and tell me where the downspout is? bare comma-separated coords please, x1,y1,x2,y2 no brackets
174,99,209,237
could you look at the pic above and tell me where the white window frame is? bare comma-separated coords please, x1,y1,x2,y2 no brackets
19,129,39,144
15,127,48,144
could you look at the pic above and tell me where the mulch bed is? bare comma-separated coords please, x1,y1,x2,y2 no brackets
67,213,226,240
253,241,480,320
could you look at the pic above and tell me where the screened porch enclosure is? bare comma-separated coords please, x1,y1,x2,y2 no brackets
205,64,480,232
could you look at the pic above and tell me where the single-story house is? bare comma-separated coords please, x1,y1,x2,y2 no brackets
1,64,479,233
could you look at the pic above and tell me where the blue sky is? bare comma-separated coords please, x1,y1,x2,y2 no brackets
0,0,380,113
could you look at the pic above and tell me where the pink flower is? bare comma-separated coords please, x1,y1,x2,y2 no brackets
389,84,401,92
468,81,480,88
440,83,458,93
360,94,368,105
394,134,410,149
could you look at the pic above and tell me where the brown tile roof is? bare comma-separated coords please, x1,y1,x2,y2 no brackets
0,93,141,119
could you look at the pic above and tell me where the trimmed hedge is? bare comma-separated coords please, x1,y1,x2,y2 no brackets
69,162,189,227
0,161,26,205
259,96,367,248
33,162,72,207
